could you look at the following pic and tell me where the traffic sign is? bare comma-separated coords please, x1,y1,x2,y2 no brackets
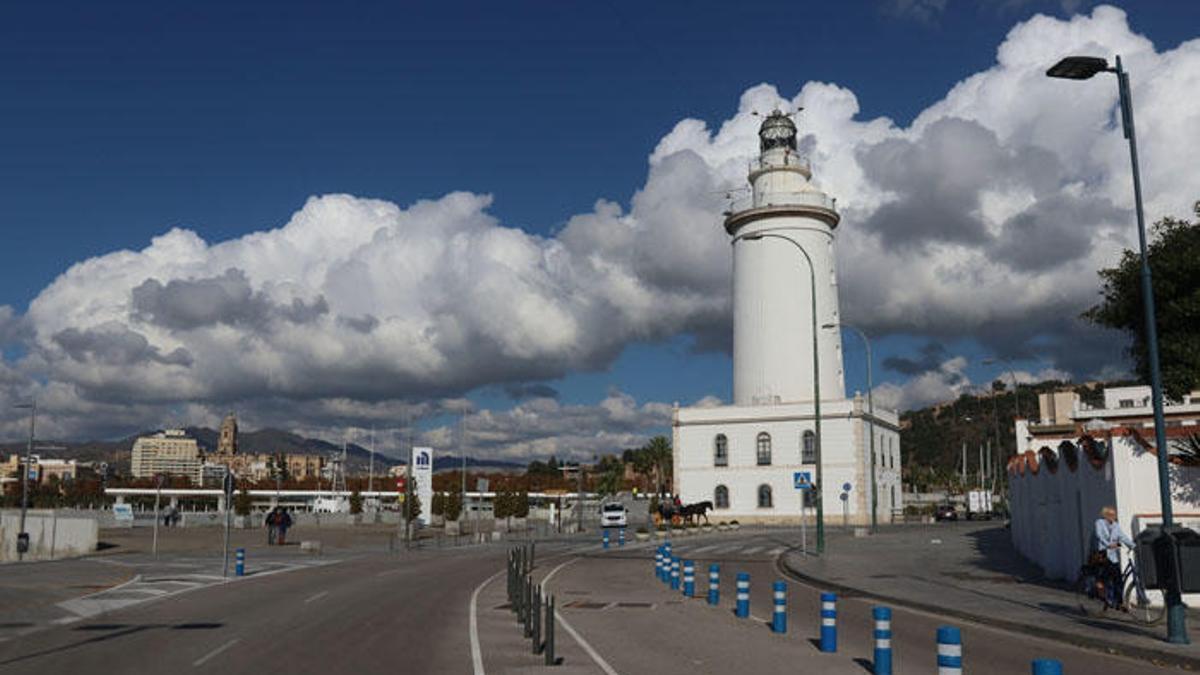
839,493,849,502
842,482,852,492
793,472,813,490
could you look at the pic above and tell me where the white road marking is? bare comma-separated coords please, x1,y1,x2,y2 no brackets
741,547,761,555
50,616,82,626
375,568,409,577
539,558,621,675
304,591,329,604
193,638,240,667
691,545,720,553
469,568,505,675
538,558,578,591
767,547,786,556
555,612,621,675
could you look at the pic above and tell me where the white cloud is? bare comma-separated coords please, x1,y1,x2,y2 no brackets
1,5,1196,444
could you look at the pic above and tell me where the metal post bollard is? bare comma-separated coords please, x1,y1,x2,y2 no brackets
524,576,534,638
544,594,558,666
618,528,625,547
1031,659,1062,675
873,606,892,675
936,626,962,674
530,541,535,570
683,560,695,597
771,580,787,633
235,548,245,577
602,529,610,549
735,572,750,618
820,592,837,652
532,583,542,654
670,558,681,590
707,564,720,606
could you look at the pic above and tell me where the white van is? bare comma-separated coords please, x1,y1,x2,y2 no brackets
600,502,628,528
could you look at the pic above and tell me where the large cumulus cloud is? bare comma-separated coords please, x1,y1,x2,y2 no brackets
1,5,1198,441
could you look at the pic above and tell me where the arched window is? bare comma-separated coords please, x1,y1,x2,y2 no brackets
714,434,728,467
757,484,773,508
715,484,730,509
756,432,772,465
801,430,816,464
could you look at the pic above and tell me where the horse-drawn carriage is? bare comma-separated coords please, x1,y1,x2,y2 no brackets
653,499,714,527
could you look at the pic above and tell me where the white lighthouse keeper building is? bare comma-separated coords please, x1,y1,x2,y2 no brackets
672,110,902,525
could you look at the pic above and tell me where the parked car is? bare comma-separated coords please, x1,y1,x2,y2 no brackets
600,502,628,528
934,504,958,522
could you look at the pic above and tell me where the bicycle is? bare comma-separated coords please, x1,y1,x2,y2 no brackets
1076,552,1165,625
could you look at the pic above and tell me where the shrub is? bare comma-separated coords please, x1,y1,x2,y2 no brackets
349,489,363,515
234,488,252,516
431,492,445,517
443,491,463,521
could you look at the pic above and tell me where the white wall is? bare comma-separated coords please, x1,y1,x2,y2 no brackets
674,398,901,524
0,511,99,562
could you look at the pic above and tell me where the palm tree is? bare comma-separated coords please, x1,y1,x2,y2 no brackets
642,436,672,497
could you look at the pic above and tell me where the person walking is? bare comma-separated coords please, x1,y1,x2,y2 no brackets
1095,505,1134,609
277,508,293,545
265,508,278,545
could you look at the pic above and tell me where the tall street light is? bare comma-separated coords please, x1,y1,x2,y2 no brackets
1048,53,1185,644
982,357,1023,422
824,322,876,533
740,232,824,554
13,401,36,560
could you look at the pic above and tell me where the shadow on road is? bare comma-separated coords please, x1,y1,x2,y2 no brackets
0,622,224,667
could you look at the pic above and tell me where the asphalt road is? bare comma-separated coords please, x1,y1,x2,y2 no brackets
0,529,1182,674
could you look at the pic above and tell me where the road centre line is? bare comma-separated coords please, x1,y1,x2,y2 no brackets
304,591,329,604
193,638,240,667
538,558,620,675
469,568,505,675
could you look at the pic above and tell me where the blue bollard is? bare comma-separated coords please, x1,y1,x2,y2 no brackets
235,548,245,577
735,572,750,618
707,564,720,606
682,560,695,597
819,592,837,652
670,558,681,590
771,580,787,633
936,625,962,674
618,528,625,547
602,529,610,549
664,555,674,586
655,547,663,580
1031,659,1062,675
873,606,892,675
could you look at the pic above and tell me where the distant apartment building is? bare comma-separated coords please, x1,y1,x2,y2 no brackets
1,454,78,485
131,430,202,483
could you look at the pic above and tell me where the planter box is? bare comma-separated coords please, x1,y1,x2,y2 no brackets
729,523,741,531
702,525,713,533
634,531,650,542
445,519,461,536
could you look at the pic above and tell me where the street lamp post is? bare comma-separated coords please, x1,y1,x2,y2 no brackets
1048,53,1186,645
825,322,876,533
13,401,35,560
741,233,824,553
982,357,1023,422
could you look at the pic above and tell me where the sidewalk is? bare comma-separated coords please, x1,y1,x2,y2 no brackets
780,521,1200,669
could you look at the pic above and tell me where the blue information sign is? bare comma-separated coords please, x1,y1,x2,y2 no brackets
793,472,812,490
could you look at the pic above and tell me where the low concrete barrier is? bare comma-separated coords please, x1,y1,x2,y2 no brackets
0,511,98,562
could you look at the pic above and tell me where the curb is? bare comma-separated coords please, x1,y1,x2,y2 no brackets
775,551,1200,671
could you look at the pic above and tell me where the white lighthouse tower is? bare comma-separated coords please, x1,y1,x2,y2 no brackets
672,108,903,527
727,110,845,406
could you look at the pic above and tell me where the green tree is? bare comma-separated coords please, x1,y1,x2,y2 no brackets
596,461,623,497
493,487,512,526
1084,202,1200,400
234,487,252,516
431,491,445,517
641,436,672,495
349,489,363,515
514,490,529,519
444,491,463,521
407,492,422,522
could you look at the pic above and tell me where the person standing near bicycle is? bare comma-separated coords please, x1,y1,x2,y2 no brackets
1095,505,1135,609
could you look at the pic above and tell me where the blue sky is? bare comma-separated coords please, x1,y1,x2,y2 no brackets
2,1,1198,456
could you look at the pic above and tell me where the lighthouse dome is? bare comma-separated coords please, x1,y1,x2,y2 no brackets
758,110,797,152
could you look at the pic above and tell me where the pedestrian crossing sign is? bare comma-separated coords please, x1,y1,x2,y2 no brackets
793,472,812,490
